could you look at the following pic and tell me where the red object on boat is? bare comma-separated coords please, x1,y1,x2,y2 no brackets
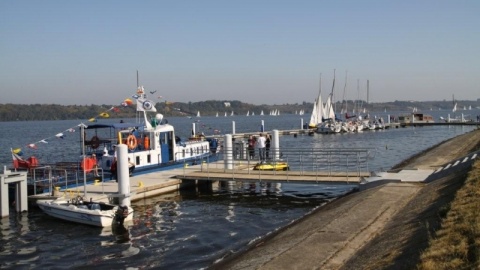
81,157,95,172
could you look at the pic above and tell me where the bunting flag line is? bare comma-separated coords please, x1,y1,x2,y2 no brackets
28,144,37,149
122,98,133,106
10,86,155,160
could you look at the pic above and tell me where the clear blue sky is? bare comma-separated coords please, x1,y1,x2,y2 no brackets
1,0,479,105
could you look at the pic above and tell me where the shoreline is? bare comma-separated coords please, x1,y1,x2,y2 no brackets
212,128,480,269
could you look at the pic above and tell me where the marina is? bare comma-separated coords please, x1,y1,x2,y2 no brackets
1,108,479,268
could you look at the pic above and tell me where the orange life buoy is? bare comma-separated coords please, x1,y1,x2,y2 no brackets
144,136,150,150
126,135,137,150
90,136,100,149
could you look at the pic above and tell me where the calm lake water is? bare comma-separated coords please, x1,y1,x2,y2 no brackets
0,110,478,269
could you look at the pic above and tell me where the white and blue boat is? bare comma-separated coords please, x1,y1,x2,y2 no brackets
80,85,219,178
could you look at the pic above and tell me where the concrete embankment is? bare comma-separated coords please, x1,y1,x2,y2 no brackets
213,128,480,270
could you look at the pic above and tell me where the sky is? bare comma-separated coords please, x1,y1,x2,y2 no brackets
1,0,479,105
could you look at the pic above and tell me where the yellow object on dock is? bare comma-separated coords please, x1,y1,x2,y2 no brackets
94,180,100,185
138,181,144,188
253,162,290,171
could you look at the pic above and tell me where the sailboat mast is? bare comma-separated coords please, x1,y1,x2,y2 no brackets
342,71,348,114
366,80,369,104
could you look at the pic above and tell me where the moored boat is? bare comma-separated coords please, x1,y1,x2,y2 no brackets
37,196,133,227
9,80,219,193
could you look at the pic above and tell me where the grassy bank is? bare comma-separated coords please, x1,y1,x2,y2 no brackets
418,159,480,269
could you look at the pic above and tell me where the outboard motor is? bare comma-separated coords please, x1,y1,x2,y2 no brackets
113,205,129,225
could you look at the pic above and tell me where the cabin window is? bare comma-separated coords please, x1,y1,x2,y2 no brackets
196,147,199,154
135,156,140,165
182,149,185,158
147,154,151,163
190,148,193,156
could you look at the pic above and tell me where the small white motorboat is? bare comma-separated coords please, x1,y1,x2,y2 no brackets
37,196,133,227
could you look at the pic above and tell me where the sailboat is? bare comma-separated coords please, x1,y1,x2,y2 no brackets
216,112,218,117
246,111,250,116
308,73,324,128
260,110,264,116
196,111,201,117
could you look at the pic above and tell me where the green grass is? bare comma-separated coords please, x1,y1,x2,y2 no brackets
418,159,480,270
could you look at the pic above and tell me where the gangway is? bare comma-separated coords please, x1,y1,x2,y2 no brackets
175,147,372,185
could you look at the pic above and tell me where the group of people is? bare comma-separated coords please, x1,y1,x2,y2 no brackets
248,133,271,163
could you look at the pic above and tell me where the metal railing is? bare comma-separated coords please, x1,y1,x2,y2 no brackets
177,146,372,181
27,164,106,196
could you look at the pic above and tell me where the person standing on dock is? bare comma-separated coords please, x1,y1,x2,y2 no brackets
92,154,100,177
128,158,135,176
265,134,271,160
248,135,256,159
256,133,267,163
110,157,118,181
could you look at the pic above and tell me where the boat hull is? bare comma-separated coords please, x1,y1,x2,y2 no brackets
37,199,133,227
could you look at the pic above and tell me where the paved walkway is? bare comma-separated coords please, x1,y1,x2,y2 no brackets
214,170,431,270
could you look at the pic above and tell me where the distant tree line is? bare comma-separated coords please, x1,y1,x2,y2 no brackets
0,99,478,122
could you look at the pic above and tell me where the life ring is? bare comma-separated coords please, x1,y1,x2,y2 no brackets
90,136,100,149
126,135,137,150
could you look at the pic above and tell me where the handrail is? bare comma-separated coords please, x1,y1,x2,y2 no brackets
206,147,370,179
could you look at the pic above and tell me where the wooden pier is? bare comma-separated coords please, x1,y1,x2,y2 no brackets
174,167,369,185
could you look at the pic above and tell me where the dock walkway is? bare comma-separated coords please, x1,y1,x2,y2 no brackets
174,168,366,184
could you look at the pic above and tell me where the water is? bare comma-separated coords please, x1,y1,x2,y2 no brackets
0,110,478,269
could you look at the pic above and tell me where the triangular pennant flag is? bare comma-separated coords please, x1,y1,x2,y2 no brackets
13,148,23,155
88,118,97,122
27,143,37,149
55,133,64,139
67,128,75,133
39,140,48,144
112,107,120,113
99,112,110,118
122,99,133,106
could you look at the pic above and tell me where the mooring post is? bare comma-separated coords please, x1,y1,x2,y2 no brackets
224,134,233,170
301,118,304,129
272,129,280,161
232,121,236,135
260,120,265,132
116,144,131,207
